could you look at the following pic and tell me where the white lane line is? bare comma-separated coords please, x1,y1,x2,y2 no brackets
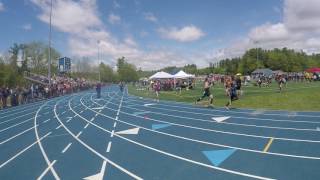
84,123,90,129
126,93,320,117
90,117,95,122
0,132,51,169
95,114,99,117
0,126,37,145
78,98,274,180
61,143,72,154
106,141,112,152
0,107,38,119
47,133,69,138
55,125,62,130
110,130,114,137
61,111,66,115
76,131,82,138
88,96,320,160
34,102,60,180
73,115,77,118
0,118,33,133
80,110,84,113
107,95,320,132
113,122,117,128
115,116,118,120
0,111,35,125
0,101,43,116
37,160,57,180
43,119,51,123
66,118,73,123
55,99,143,180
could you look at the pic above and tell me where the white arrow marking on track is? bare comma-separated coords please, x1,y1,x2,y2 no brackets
116,127,140,135
212,116,230,123
83,160,107,180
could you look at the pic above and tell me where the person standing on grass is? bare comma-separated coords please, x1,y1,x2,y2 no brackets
154,80,160,102
278,75,286,93
195,77,214,106
225,76,239,110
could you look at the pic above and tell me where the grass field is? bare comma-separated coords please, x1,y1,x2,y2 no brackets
128,81,320,111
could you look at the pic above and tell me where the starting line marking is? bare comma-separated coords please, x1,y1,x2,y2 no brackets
263,138,274,153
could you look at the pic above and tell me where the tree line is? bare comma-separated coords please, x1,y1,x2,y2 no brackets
2,41,319,87
145,48,320,76
0,42,139,87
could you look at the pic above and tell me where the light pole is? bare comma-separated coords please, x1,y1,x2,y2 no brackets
48,0,53,86
97,40,101,82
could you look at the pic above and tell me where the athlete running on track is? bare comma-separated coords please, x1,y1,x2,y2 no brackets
225,76,238,110
195,77,213,106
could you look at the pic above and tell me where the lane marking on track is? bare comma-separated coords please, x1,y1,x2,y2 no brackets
106,141,112,152
37,160,57,180
0,111,35,125
47,133,69,138
0,132,51,169
76,131,82,138
61,143,72,154
55,125,62,130
84,123,90,129
111,130,114,137
54,98,143,180
78,95,275,180
0,118,33,133
35,100,62,180
263,138,274,153
90,94,320,160
95,114,99,117
0,126,37,145
66,118,73,123
113,122,117,128
43,119,51,123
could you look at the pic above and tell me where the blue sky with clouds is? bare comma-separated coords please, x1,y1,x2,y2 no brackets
1,0,320,70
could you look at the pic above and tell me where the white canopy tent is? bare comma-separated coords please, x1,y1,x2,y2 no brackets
173,70,195,79
149,71,174,79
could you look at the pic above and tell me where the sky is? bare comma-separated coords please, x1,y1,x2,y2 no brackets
0,0,320,70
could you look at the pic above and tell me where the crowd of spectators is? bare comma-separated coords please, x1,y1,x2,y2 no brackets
0,73,96,109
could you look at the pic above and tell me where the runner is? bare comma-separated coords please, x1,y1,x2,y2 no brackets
154,80,160,102
195,77,213,107
235,75,242,97
225,76,239,110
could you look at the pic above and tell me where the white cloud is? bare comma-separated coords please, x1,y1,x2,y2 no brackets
0,2,5,12
158,25,205,42
144,12,157,22
208,0,320,61
113,0,120,9
124,37,137,47
22,23,32,31
108,13,121,24
30,0,200,70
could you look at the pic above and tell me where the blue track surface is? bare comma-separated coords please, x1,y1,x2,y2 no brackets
1,85,320,180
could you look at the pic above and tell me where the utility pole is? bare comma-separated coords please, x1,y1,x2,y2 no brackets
48,0,53,86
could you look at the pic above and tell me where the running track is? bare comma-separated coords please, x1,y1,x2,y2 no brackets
1,85,320,180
